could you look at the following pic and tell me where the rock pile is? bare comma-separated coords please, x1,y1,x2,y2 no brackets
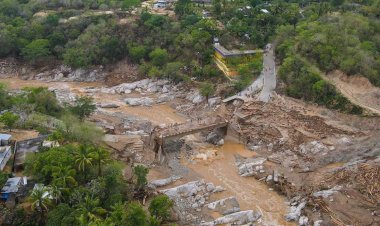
312,185,342,198
235,156,267,177
35,65,106,82
148,176,182,189
298,141,331,155
206,196,240,215
201,210,262,226
159,180,224,223
285,196,307,222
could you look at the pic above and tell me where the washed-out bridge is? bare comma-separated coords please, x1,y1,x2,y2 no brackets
151,116,228,162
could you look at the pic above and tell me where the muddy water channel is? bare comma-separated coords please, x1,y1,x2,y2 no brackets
184,138,294,226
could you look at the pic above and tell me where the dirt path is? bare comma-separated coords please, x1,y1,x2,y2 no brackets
323,71,380,115
299,60,380,116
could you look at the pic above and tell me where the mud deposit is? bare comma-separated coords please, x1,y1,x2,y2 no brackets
184,139,294,226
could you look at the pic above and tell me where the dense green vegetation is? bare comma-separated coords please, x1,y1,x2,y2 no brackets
0,83,174,225
270,1,379,113
0,0,379,113
276,13,380,87
278,55,363,114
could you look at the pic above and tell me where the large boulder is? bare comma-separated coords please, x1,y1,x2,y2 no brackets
201,210,261,226
207,196,240,215
236,157,267,177
208,97,221,107
186,90,205,104
124,97,154,106
312,185,342,198
98,102,119,108
149,176,182,189
285,201,307,221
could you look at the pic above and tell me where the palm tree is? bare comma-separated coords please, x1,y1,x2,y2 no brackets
47,185,62,204
52,164,77,189
90,147,110,176
74,145,93,181
77,196,107,225
30,185,51,212
29,185,52,224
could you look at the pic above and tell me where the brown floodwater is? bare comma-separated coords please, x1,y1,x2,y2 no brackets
184,138,295,226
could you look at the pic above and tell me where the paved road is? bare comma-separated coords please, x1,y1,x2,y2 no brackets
223,44,277,103
258,46,276,102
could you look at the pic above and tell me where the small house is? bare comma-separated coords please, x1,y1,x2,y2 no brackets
154,0,169,9
0,177,25,202
0,134,12,146
213,42,263,77
0,146,12,171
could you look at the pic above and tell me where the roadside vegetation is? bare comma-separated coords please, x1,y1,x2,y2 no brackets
0,83,174,225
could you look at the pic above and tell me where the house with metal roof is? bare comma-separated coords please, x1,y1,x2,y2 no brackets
0,146,12,171
213,41,263,77
0,134,12,146
0,177,25,201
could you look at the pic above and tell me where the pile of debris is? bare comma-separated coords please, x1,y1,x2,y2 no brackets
324,162,380,203
235,155,266,177
159,180,225,224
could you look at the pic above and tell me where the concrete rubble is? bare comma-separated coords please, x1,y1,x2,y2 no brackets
235,157,267,177
298,141,330,155
34,65,106,82
285,198,307,222
312,185,342,198
124,97,154,106
159,180,226,224
98,102,119,108
207,196,240,215
148,176,182,189
201,210,262,226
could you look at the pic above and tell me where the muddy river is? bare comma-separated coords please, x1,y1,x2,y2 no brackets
0,77,293,225
184,138,293,226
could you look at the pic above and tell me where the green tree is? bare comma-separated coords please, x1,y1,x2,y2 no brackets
24,87,62,117
29,185,52,221
57,114,104,144
21,39,51,63
69,96,96,121
175,0,193,17
122,0,140,11
0,83,10,110
90,147,110,176
133,165,149,190
0,111,19,131
125,202,148,226
74,145,94,181
148,195,173,222
128,45,147,63
24,146,76,183
52,165,77,189
199,82,215,101
77,196,107,225
47,204,78,226
0,171,8,188
105,202,128,225
149,48,168,67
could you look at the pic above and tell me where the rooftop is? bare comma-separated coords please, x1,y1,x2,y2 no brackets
0,134,12,141
214,43,263,57
0,146,11,156
1,177,22,193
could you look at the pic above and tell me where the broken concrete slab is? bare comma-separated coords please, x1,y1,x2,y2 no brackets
313,185,342,198
207,196,240,215
201,210,261,226
149,175,182,189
